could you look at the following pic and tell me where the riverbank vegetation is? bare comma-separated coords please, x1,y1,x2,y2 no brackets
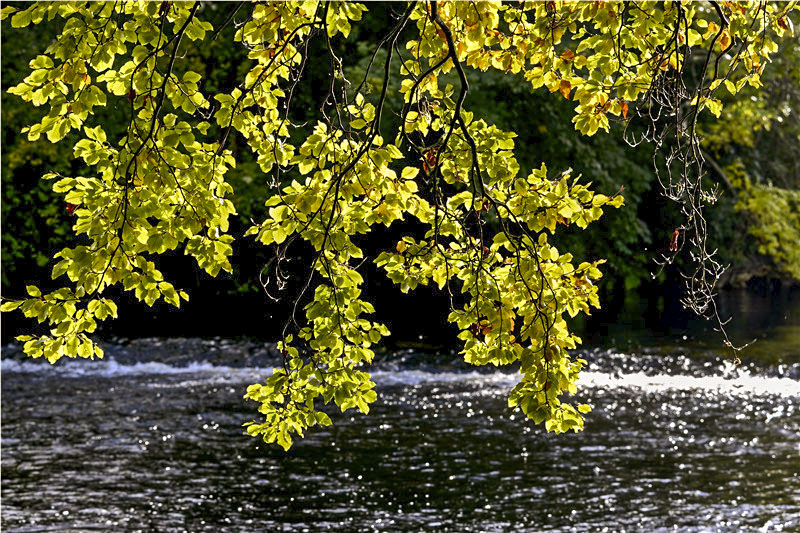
1,1,798,449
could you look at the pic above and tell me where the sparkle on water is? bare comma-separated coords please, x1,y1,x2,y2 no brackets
2,289,799,531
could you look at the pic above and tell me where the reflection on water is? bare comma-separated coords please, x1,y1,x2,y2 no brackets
3,353,799,531
2,288,799,532
576,287,800,364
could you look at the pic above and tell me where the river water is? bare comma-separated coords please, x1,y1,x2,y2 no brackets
2,289,799,532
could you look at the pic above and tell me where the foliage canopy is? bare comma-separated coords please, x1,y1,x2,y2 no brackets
1,1,794,449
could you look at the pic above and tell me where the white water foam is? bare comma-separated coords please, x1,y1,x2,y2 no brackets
1,358,245,377
372,368,800,397
369,369,516,387
3,357,799,397
578,370,800,398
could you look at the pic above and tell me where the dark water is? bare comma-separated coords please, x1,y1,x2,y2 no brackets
2,290,799,532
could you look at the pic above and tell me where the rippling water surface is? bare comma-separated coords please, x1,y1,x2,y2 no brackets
2,291,799,532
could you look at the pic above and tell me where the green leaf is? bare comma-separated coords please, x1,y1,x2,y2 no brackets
26,286,41,297
1,301,23,312
10,9,31,27
0,6,18,20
